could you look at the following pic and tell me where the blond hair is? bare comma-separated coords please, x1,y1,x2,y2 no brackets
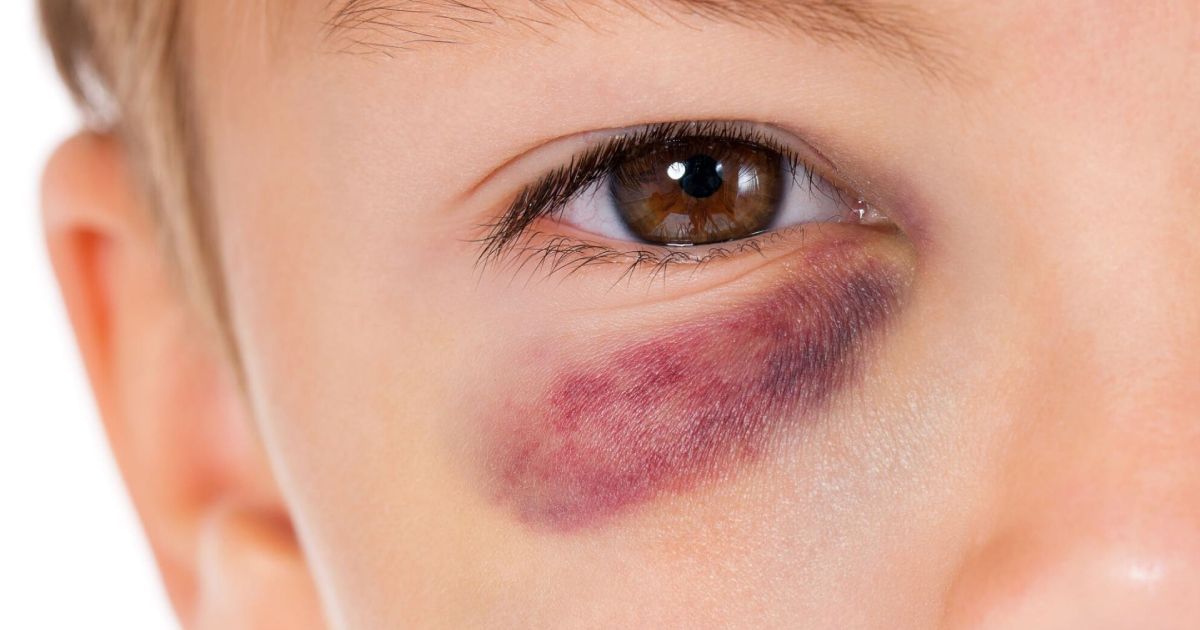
40,0,234,356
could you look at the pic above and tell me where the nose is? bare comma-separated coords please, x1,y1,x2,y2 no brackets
942,352,1200,628
934,123,1200,623
930,3,1200,620
944,445,1200,629
947,535,1200,628
941,211,1200,628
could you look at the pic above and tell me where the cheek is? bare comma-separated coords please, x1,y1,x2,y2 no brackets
479,258,905,531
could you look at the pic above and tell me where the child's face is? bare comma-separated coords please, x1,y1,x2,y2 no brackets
47,0,1200,627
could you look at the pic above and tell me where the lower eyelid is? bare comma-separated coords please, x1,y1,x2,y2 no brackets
547,185,865,270
506,220,879,292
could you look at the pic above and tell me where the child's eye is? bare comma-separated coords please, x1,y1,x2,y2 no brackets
477,120,891,274
561,137,854,246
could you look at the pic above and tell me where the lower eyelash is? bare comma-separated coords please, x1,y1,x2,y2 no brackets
496,227,800,288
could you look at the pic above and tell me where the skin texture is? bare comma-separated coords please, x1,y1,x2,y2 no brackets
486,242,905,530
40,0,1200,628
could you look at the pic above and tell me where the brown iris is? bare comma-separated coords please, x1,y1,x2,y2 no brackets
610,140,783,245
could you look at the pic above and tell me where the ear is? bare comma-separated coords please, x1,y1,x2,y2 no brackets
41,133,324,629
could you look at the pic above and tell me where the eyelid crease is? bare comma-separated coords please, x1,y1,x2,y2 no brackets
457,119,839,202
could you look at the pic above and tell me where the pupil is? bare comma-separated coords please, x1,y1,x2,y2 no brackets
676,154,723,199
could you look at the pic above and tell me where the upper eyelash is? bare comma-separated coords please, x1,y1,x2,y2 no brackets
474,120,822,270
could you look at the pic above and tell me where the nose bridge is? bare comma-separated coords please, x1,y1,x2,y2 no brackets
936,5,1200,622
1013,119,1200,437
1003,298,1200,550
942,284,1200,628
1041,216,1199,427
1012,150,1200,537
942,138,1200,627
996,0,1200,422
1030,235,1200,459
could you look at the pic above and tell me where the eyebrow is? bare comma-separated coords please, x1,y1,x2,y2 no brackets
323,0,957,78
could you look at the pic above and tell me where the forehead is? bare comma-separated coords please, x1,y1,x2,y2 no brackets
187,0,1200,192
212,1,1199,83
323,0,954,72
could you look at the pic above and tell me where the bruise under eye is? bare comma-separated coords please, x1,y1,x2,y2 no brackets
611,139,783,245
476,239,909,531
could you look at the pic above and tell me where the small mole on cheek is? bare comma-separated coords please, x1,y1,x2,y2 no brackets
483,261,904,531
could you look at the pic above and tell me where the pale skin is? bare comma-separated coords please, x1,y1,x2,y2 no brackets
41,0,1200,628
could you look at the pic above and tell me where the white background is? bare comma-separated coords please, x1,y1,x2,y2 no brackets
1,2,177,628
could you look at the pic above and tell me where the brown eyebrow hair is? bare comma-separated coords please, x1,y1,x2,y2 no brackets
324,0,958,78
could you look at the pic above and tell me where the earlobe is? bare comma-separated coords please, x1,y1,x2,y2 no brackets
41,133,324,629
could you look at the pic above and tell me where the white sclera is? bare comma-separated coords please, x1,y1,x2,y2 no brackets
557,181,640,241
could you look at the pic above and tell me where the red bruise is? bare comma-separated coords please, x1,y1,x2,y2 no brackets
484,259,905,531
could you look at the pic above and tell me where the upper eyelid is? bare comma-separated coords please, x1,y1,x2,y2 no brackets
456,120,842,204
473,120,851,265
